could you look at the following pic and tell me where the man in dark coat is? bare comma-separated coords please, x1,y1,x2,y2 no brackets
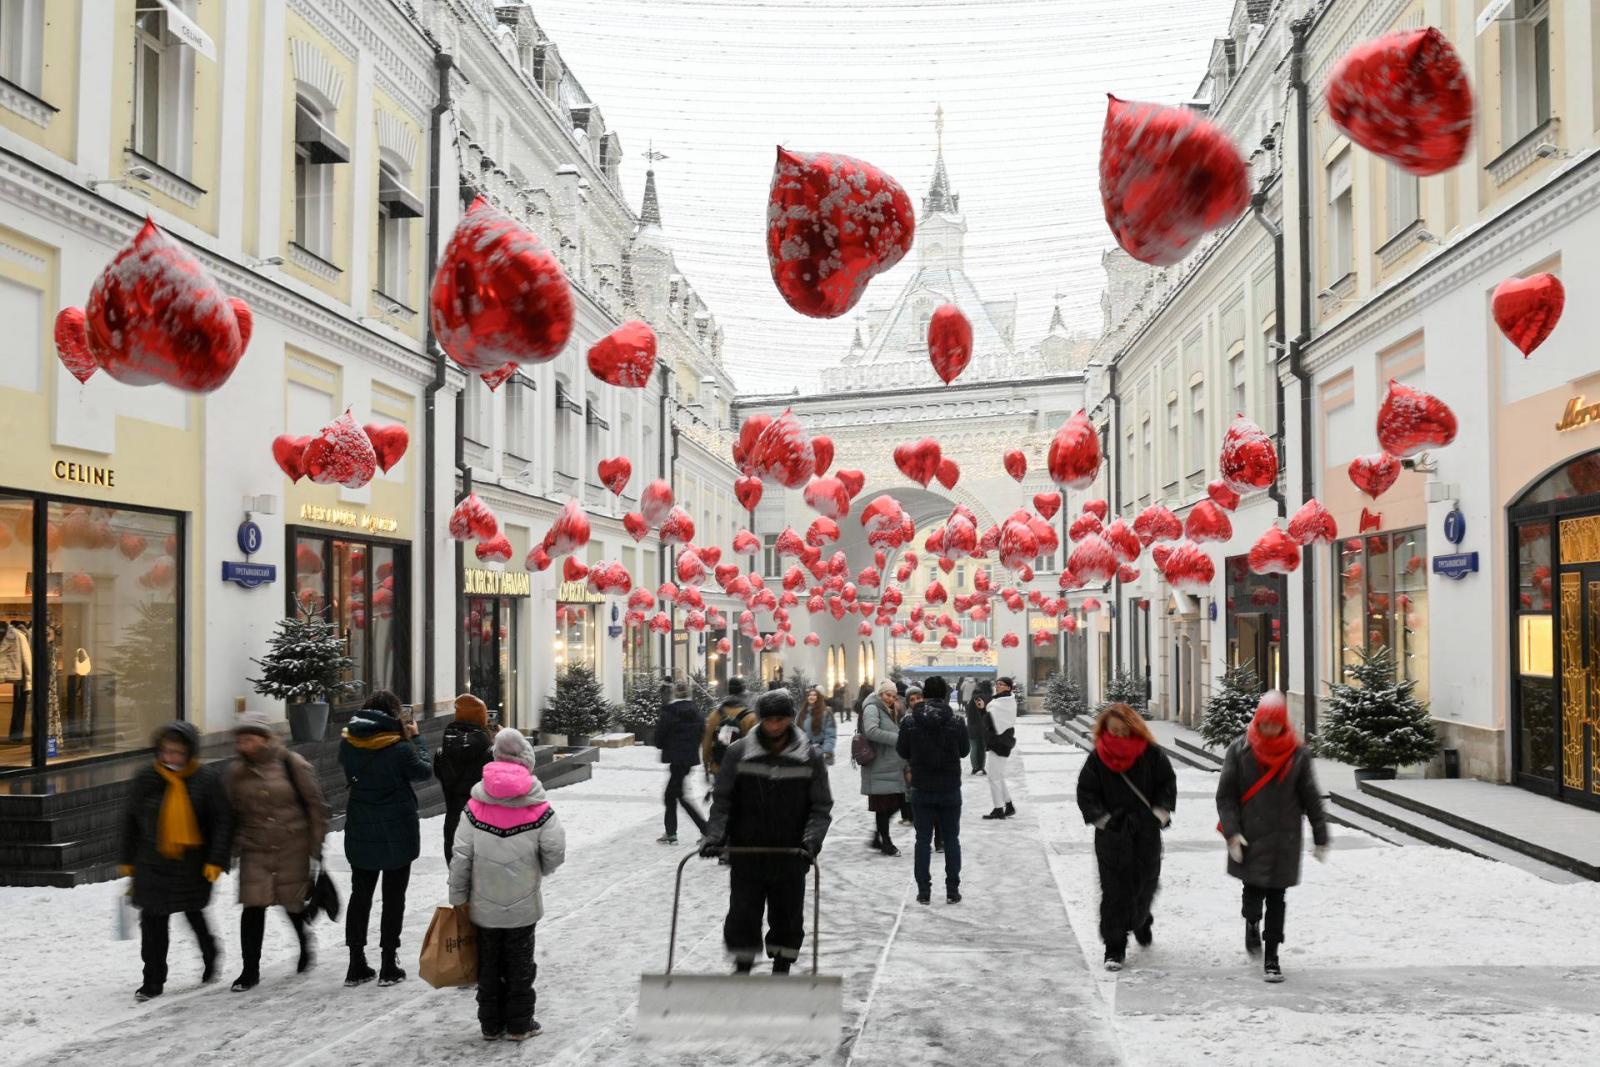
435,693,493,865
701,676,756,781
655,679,708,844
700,689,833,974
896,675,969,904
339,690,432,987
119,721,232,1001
965,681,991,775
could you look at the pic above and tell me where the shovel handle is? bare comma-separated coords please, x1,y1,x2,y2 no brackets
666,847,821,977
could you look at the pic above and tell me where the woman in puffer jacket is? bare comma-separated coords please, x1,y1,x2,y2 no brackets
449,729,567,1042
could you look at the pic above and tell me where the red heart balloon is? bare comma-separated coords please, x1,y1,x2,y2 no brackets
751,409,816,488
640,479,674,527
734,475,764,512
1247,525,1301,575
805,517,840,547
271,434,312,482
731,414,772,475
676,549,707,587
1069,512,1104,543
118,532,148,561
524,545,552,572
475,534,513,564
836,469,866,499
560,556,588,583
1219,415,1278,493
733,529,760,555
1048,411,1101,491
1000,632,1019,649
894,438,942,487
935,457,960,490
586,319,657,387
1161,540,1216,595
1068,534,1118,584
1348,452,1401,499
363,423,409,474
1376,380,1456,458
927,304,973,385
1326,27,1473,178
1083,499,1108,522
998,519,1038,571
659,506,696,546
1099,96,1249,266
811,435,835,476
1287,499,1339,546
448,493,498,542
1104,519,1141,563
597,456,632,496
766,147,915,319
545,499,591,557
1207,479,1242,512
1033,492,1061,521
53,307,97,383
1150,543,1175,571
699,546,721,568
1492,273,1565,357
1003,449,1027,482
303,410,378,489
804,476,850,520
431,197,573,372
481,363,518,391
1133,504,1183,546
616,512,645,543
1184,500,1233,543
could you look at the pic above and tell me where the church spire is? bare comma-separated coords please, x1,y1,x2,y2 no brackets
923,104,959,217
1047,292,1067,334
639,142,667,226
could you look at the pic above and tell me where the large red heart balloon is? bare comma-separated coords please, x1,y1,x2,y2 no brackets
1069,512,1104,543
1034,492,1062,521
57,219,252,392
303,410,378,489
1104,519,1141,563
927,304,973,385
1099,96,1250,266
734,475,764,512
659,506,696,546
1348,452,1401,499
1185,500,1233,543
481,363,518,391
431,197,573,372
1083,499,1108,522
811,435,835,476
733,529,760,555
1133,504,1184,546
1492,273,1565,357
1003,450,1027,482
271,434,312,482
935,458,960,490
448,493,498,542
806,517,841,547
545,499,591,557
525,545,552,572
623,512,649,542
1068,534,1118,584
640,479,674,527
1247,525,1301,575
1219,415,1278,493
751,409,816,488
1161,540,1215,595
363,423,409,474
1287,499,1339,546
1048,411,1101,491
597,456,632,496
586,319,657,387
475,534,513,565
836,469,865,499
766,147,914,319
1325,27,1473,178
731,414,772,475
1376,379,1456,458
1207,479,1241,512
894,438,942,487
804,476,850,520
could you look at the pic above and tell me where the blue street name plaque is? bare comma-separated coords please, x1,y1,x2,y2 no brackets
222,561,277,589
1431,552,1478,580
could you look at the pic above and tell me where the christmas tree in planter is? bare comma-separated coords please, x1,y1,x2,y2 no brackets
1097,668,1148,718
687,669,716,719
1200,663,1263,750
542,664,618,743
1043,672,1086,725
1316,647,1440,776
783,668,814,709
622,671,668,743
249,609,359,741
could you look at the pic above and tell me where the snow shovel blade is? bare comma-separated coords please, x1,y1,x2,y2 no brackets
637,973,843,1043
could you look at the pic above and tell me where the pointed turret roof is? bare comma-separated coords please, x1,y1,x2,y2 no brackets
922,104,959,217
640,168,662,226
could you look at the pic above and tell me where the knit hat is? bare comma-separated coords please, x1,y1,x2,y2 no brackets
727,676,747,696
234,710,275,737
492,727,538,769
454,693,489,727
922,675,949,701
756,689,796,720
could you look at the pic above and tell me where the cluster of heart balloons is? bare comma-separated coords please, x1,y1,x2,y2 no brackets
271,413,409,489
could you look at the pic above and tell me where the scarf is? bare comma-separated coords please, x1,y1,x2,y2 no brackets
342,729,404,751
1096,731,1148,774
1246,694,1299,787
154,760,202,859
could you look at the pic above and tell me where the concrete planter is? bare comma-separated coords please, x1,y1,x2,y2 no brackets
287,701,330,743
539,732,567,747
1353,766,1397,782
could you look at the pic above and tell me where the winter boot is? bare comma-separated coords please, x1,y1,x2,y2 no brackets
772,957,793,976
946,890,962,904
344,948,376,987
1134,919,1154,948
1103,945,1125,972
201,946,221,985
505,1021,542,1040
134,985,162,1002
296,925,315,974
1263,947,1284,983
878,837,901,857
981,807,1007,820
230,968,260,993
733,958,755,975
1004,801,1016,817
1245,920,1262,958
916,888,931,905
656,833,677,845
377,950,406,986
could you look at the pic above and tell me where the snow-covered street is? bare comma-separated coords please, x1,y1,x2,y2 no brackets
3,720,1598,1066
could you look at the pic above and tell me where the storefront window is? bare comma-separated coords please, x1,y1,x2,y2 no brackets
288,529,409,705
1225,555,1284,689
1333,527,1428,701
465,595,517,727
1513,519,1555,780
556,601,596,672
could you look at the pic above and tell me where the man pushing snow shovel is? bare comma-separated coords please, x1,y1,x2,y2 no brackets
698,688,833,974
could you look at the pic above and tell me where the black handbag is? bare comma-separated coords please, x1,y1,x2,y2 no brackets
283,755,341,923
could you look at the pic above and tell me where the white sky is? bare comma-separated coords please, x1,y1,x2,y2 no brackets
530,0,1239,394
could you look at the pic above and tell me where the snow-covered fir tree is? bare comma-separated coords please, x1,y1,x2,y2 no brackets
543,664,617,738
1200,663,1263,749
1317,648,1440,769
1098,668,1147,717
1043,672,1086,724
250,610,358,705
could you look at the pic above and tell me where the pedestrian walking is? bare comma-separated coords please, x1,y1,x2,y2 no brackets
982,677,1019,819
958,675,976,712
896,676,969,904
119,721,232,1001
1216,691,1331,984
699,688,833,975
858,679,907,856
224,711,329,991
831,682,849,723
1075,703,1176,971
655,679,708,845
435,693,493,865
853,681,872,723
449,728,567,1041
702,676,757,785
339,690,432,987
965,683,990,776
797,686,838,764
898,685,922,826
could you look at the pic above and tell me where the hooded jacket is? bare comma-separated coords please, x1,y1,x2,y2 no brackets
338,707,433,870
895,699,970,794
704,725,832,859
858,693,907,796
435,719,493,804
226,737,328,910
796,700,838,757
1216,738,1329,889
120,722,233,914
656,698,705,766
448,761,567,928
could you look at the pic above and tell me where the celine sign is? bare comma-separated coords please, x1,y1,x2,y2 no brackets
53,459,115,488
1555,396,1600,433
464,568,531,597
298,503,399,534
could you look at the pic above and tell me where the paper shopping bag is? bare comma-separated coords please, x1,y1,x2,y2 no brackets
113,888,137,942
418,905,477,988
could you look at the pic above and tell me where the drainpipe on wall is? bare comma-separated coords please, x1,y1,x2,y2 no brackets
1250,183,1288,523
454,385,471,696
657,361,673,675
1104,362,1123,673
422,50,453,719
1289,15,1318,734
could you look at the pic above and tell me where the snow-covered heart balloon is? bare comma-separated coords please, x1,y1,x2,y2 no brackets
1000,632,1020,649
1348,452,1401,499
1247,525,1301,575
1117,564,1140,583
894,438,942,487
804,476,851,520
1104,519,1141,563
1099,96,1250,266
1003,449,1027,482
1492,273,1565,358
928,304,973,385
623,512,649,542
1325,27,1473,178
640,479,674,527
733,529,761,555
431,197,573,372
303,410,378,489
271,434,312,482
448,493,498,542
1184,500,1233,543
811,435,835,476
659,506,695,546
732,415,772,475
935,458,960,490
1083,499,1108,522
1048,411,1101,491
766,147,915,319
1207,479,1241,512
586,319,657,387
1219,415,1278,493
475,534,513,565
363,423,409,474
1069,512,1104,543
56,219,252,392
806,517,840,547
751,409,816,488
546,499,591,557
597,456,632,496
1034,492,1061,521
1287,499,1338,546
700,546,722,568
1133,504,1183,546
1376,380,1456,458
1161,540,1216,595
481,363,518,391
676,549,706,587
1068,534,1118,584
836,469,865,499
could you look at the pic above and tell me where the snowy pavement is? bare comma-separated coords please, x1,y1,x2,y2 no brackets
2,721,1598,1066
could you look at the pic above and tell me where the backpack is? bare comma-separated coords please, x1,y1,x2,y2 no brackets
710,702,750,765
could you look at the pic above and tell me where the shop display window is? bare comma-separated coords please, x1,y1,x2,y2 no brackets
1513,519,1556,780
1225,555,1284,690
1333,526,1429,701
465,595,517,728
287,529,409,706
556,601,596,672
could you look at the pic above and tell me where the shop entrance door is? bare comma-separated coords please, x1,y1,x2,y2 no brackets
1556,568,1600,805
466,596,516,727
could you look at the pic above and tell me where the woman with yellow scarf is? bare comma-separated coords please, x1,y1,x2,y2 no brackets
119,721,233,1002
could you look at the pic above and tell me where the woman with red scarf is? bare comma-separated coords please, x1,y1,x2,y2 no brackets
1215,691,1330,983
1075,703,1176,971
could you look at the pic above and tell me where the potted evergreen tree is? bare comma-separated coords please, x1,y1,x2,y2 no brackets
542,664,616,746
1097,668,1148,718
1200,663,1263,751
249,610,359,742
1043,672,1086,725
1317,647,1440,780
622,671,668,745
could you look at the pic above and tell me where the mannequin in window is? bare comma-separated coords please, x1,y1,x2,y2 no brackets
1,621,32,742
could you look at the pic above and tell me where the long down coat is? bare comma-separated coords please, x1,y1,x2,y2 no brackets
1216,738,1330,890
857,695,907,796
226,740,330,910
339,709,434,871
119,723,233,915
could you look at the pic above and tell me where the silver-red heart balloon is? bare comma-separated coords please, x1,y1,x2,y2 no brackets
1247,525,1301,575
545,499,591,557
1376,379,1456,458
928,304,973,385
363,423,409,474
1287,499,1338,546
1325,27,1473,178
303,410,378,489
1133,504,1183,546
1492,273,1564,357
1048,411,1101,491
1219,415,1278,494
586,319,657,387
1003,449,1027,482
271,434,312,483
751,409,816,489
1184,500,1233,543
1207,479,1241,512
811,435,835,476
894,438,942,487
1348,452,1402,499
597,456,632,496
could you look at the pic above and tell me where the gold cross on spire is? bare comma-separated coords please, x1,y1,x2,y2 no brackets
935,104,944,155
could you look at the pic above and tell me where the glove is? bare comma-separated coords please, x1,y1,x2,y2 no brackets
1313,844,1330,864
117,864,134,879
1152,806,1171,828
698,838,725,859
798,843,816,867
1227,835,1247,864
203,864,223,884
1092,814,1111,830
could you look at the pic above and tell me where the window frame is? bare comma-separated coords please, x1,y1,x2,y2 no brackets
0,0,43,95
1499,0,1553,146
293,95,337,261
131,2,195,177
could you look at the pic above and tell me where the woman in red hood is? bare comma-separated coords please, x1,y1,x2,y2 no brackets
1075,703,1176,972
